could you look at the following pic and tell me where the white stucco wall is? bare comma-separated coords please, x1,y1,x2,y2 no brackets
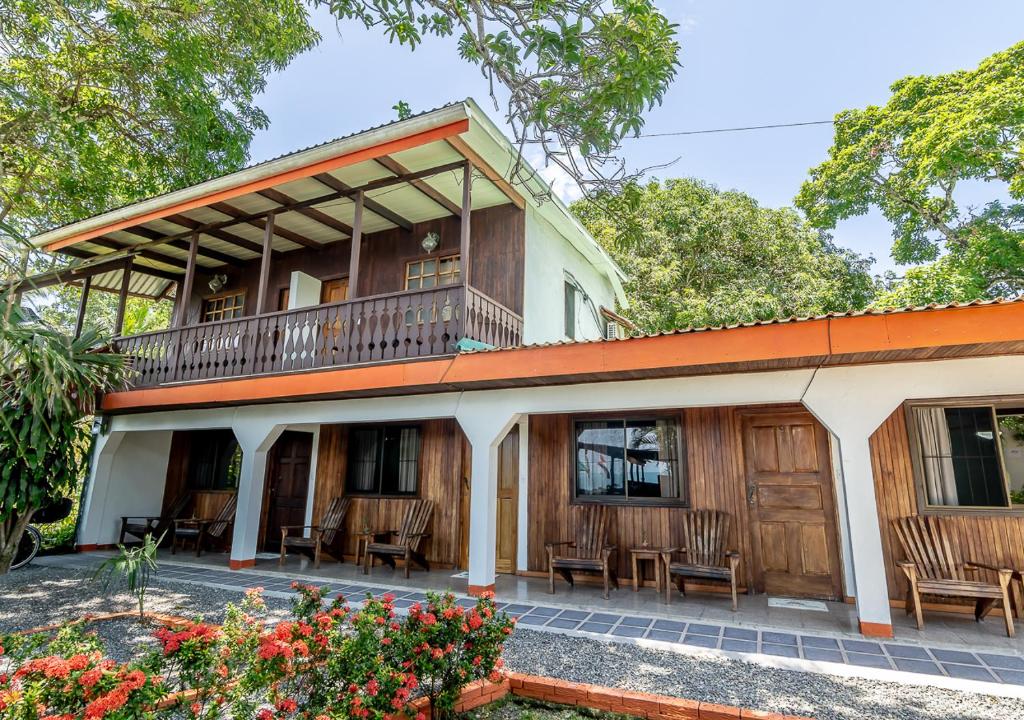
78,430,173,546
522,206,617,344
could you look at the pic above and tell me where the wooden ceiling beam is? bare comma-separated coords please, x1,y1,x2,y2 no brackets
312,172,413,231
88,237,189,270
256,188,353,236
163,213,272,257
444,137,525,209
374,156,461,217
122,226,244,267
210,201,324,250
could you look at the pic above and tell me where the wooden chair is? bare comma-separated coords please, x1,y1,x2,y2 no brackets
119,492,190,546
661,510,740,611
892,516,1015,637
546,505,618,600
363,499,433,578
279,496,352,568
172,493,237,557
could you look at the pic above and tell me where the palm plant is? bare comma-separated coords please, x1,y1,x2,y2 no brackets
94,532,163,620
0,295,129,574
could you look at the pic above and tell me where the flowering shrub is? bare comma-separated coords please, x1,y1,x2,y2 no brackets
0,584,513,720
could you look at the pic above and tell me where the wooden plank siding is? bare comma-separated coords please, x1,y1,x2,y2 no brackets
870,405,1024,606
526,408,758,588
179,203,524,323
160,430,236,520
310,420,468,567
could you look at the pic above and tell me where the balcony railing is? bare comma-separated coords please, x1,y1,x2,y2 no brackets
114,284,522,389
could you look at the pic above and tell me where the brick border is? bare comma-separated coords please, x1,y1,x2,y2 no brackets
431,673,813,720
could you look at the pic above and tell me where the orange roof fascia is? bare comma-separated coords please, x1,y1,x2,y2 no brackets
45,119,471,252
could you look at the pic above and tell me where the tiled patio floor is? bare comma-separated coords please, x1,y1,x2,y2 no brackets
40,551,1024,692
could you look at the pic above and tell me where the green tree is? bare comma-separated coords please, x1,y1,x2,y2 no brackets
573,178,877,333
0,303,129,574
797,41,1024,303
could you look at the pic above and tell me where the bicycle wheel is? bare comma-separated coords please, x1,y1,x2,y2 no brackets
11,525,41,570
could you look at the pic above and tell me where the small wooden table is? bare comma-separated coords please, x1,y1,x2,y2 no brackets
630,546,667,593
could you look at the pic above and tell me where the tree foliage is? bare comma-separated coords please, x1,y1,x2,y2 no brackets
797,41,1024,303
0,0,320,242
0,302,129,573
573,178,877,333
321,0,680,196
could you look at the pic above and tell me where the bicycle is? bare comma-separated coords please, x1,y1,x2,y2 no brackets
11,497,73,570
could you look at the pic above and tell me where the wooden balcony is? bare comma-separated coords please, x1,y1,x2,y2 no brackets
114,284,521,388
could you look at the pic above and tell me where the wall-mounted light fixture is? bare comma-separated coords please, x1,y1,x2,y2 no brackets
421,231,440,253
208,273,228,293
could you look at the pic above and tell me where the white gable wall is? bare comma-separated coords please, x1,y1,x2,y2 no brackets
522,205,616,344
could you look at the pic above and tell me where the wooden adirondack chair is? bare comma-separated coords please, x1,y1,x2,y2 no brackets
546,504,618,600
363,499,434,578
119,492,191,546
172,493,237,557
892,516,1015,637
279,496,352,568
661,510,740,611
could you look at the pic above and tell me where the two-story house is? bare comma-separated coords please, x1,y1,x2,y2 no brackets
20,99,1024,644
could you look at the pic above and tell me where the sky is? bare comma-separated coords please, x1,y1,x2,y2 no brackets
247,1,1024,276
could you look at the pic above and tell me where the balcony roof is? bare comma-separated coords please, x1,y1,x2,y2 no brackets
24,100,626,303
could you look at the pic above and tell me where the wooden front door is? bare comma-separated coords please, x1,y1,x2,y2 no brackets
262,431,313,551
495,427,519,574
742,411,843,600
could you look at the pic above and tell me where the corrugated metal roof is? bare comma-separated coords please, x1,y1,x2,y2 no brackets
462,297,1024,354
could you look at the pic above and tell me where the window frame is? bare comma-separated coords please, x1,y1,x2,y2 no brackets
404,253,461,291
201,290,246,323
563,279,576,340
905,398,1024,516
344,423,423,498
569,411,689,508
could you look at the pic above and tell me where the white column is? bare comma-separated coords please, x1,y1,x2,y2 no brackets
516,415,530,573
77,430,125,548
229,421,283,568
456,402,519,594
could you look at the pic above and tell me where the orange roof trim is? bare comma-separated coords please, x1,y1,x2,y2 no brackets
45,119,470,252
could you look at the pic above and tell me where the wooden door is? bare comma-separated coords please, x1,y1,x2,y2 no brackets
742,411,843,600
458,434,472,570
321,278,348,304
495,427,519,574
262,431,313,551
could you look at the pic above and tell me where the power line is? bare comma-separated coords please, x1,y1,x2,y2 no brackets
635,119,835,138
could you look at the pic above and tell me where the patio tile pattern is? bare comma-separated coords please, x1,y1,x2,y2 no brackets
48,556,1024,688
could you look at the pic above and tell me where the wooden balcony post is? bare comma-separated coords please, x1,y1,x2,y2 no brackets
255,212,275,314
113,262,132,337
174,232,200,328
74,276,91,339
460,161,472,285
348,190,364,299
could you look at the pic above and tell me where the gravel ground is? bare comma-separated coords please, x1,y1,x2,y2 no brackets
3,565,1024,720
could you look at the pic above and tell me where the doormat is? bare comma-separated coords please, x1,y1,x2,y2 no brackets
450,571,469,579
767,597,828,612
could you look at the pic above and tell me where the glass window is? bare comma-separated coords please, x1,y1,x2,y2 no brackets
406,254,460,290
913,405,1017,508
346,425,420,496
188,430,241,490
202,292,245,322
564,280,576,339
574,417,685,504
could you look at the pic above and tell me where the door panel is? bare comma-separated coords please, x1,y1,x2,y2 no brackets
495,427,519,574
262,431,313,551
321,278,348,304
743,412,843,600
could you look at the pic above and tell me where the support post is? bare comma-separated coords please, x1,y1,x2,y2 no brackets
229,422,284,568
460,161,472,285
174,233,199,328
113,262,132,337
74,276,91,339
348,191,364,299
255,213,275,315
